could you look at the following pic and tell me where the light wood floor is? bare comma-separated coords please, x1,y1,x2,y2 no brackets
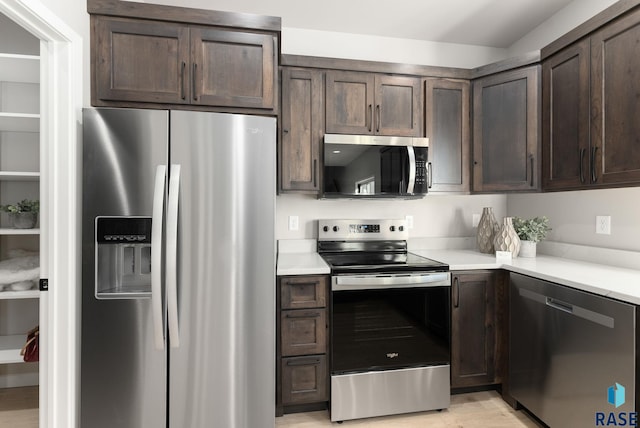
0,386,38,428
276,391,542,428
0,388,540,428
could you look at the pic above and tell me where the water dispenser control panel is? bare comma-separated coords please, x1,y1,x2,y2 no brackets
95,216,153,299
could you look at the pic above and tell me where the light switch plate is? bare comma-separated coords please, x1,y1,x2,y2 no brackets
288,215,299,231
405,215,414,229
472,214,481,227
596,215,611,235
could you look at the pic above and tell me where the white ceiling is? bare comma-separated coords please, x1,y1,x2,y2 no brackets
146,0,576,48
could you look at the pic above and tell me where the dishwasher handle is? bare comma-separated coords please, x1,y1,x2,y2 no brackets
546,297,573,314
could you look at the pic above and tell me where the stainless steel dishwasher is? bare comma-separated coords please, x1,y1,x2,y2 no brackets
510,273,636,428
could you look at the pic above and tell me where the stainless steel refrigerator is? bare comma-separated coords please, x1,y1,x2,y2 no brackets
81,108,276,428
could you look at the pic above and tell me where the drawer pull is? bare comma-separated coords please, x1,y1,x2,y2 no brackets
285,281,318,287
285,312,321,319
286,358,321,366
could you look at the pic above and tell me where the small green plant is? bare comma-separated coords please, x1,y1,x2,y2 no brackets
0,199,39,214
512,216,551,242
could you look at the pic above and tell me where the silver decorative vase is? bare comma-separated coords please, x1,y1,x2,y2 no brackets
493,217,521,257
476,207,499,253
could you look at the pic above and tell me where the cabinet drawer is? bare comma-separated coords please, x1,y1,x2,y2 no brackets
281,355,328,405
281,309,327,356
281,276,327,309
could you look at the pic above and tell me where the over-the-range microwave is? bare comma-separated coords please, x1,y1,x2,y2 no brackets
321,134,430,198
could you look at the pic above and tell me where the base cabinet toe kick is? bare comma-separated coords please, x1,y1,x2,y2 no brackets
331,365,450,422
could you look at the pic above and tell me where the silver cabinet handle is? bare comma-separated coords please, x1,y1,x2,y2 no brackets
591,146,598,183
368,104,373,132
167,164,181,348
151,165,167,350
376,104,381,133
579,148,586,184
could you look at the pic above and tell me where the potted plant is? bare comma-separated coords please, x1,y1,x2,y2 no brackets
512,216,551,257
1,199,39,229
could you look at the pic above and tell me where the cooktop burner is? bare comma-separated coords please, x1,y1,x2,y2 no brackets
320,251,448,274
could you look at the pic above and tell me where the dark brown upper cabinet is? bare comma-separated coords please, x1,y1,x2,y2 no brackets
542,39,590,191
93,17,191,105
424,78,470,193
591,9,640,187
279,68,324,193
325,71,422,137
472,66,540,192
91,14,277,112
542,7,640,191
190,27,274,109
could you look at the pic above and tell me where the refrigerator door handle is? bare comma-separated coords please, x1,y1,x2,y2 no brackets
151,165,167,350
167,164,181,348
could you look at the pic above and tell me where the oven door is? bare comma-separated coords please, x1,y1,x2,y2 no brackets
330,272,451,421
331,273,451,374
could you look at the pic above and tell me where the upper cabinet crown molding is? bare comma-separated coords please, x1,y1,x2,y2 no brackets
87,0,281,32
89,0,279,112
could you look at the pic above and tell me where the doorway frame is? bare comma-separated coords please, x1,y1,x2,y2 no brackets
0,1,82,427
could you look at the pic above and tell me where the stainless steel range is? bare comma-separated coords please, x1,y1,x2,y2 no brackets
318,219,451,422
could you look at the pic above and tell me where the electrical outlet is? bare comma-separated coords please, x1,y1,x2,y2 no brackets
596,215,611,235
288,215,299,231
472,213,481,228
405,215,414,229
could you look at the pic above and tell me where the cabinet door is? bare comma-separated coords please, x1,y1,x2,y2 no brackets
591,9,640,186
281,355,328,405
190,27,275,109
325,71,375,135
451,272,497,388
280,68,323,192
280,274,327,309
472,66,540,192
542,39,590,191
375,75,422,136
93,16,190,104
425,78,470,193
281,308,327,356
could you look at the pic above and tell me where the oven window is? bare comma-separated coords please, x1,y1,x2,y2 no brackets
331,286,450,374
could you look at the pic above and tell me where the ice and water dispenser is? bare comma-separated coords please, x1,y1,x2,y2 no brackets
95,217,153,298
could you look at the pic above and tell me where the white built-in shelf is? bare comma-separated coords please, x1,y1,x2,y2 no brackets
0,54,39,84
0,112,40,132
0,171,39,181
0,289,39,300
0,334,28,364
0,228,40,235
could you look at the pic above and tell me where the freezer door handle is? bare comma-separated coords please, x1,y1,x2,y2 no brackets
151,165,167,350
167,164,181,348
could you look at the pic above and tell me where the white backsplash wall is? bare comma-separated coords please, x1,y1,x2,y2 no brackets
508,187,640,252
276,193,506,240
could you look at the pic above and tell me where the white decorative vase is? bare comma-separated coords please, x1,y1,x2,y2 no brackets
493,217,521,257
519,240,537,258
476,207,499,254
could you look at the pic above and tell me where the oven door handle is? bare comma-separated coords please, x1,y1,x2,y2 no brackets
332,272,451,291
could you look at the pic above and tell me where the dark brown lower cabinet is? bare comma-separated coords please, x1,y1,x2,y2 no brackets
277,275,329,416
451,271,507,389
281,355,328,405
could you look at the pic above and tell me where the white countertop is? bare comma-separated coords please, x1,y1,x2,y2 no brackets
412,249,640,305
277,242,640,305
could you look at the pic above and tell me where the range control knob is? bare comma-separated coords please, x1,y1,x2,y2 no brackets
333,226,339,232
390,226,396,232
323,226,329,232
399,225,405,232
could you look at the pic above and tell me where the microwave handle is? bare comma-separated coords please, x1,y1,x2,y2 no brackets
406,146,416,194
